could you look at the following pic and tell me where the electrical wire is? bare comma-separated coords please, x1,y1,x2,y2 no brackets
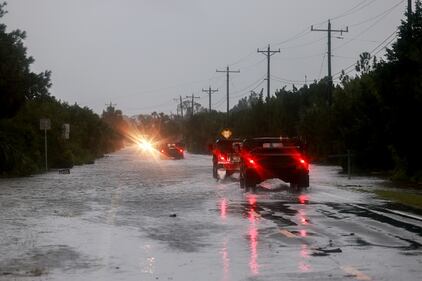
318,53,327,79
333,0,403,51
230,75,266,96
331,0,378,21
271,75,308,86
332,29,398,78
349,0,405,27
231,78,266,99
280,36,326,50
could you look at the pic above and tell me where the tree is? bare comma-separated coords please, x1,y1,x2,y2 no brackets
0,2,51,118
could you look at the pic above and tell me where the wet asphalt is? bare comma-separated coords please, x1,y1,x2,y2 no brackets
0,146,421,281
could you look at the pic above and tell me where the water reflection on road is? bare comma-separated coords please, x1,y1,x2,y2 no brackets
0,147,421,281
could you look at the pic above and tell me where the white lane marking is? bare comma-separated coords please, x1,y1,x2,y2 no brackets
382,209,422,222
341,266,372,281
280,229,297,238
319,191,422,224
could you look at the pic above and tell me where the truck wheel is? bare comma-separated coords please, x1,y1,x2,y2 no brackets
213,164,217,179
298,174,309,188
244,175,255,192
239,174,245,189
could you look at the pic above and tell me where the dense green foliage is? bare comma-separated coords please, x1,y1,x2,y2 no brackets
0,3,125,176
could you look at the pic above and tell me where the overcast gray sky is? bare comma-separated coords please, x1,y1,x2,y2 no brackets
4,0,408,116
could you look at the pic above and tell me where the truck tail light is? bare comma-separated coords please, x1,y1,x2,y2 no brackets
246,157,257,167
298,158,309,170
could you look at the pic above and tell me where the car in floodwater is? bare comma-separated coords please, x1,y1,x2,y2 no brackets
238,137,309,192
210,138,242,179
159,143,185,160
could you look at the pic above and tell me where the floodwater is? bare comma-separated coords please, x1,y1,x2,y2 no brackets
0,146,421,280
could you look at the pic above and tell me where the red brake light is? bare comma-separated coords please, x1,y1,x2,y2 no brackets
246,157,257,167
219,155,226,161
298,158,309,170
179,148,184,153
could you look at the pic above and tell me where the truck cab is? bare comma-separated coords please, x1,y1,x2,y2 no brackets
211,138,242,179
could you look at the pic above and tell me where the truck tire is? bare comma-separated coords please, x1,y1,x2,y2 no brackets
244,175,255,192
213,164,217,179
240,175,245,189
298,174,309,188
291,174,309,189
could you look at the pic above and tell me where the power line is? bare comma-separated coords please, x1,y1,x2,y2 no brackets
333,0,403,51
318,53,327,79
349,0,405,28
331,0,378,21
280,36,326,50
333,30,398,79
231,76,266,98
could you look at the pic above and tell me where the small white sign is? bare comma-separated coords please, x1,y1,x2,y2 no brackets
62,124,70,139
40,118,51,130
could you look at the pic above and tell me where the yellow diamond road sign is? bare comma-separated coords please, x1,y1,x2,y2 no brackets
221,129,232,139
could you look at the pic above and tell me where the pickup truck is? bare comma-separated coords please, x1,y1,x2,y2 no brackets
210,138,242,179
239,137,309,191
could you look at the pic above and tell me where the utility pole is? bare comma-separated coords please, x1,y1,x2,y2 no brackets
105,102,117,109
173,97,181,117
311,20,348,106
408,0,412,19
216,66,240,119
257,44,280,100
179,96,184,118
202,86,218,112
173,96,183,119
408,0,413,35
185,94,200,117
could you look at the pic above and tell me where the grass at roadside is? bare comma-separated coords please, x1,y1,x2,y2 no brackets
375,190,422,209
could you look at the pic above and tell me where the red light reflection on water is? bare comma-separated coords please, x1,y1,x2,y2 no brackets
298,209,309,225
249,225,259,275
299,244,311,272
298,204,312,272
298,194,309,204
220,198,227,219
221,240,230,281
247,194,259,275
248,195,257,206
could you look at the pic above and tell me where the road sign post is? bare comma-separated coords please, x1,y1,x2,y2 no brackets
40,118,51,171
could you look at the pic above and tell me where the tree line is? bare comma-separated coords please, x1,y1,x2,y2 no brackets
0,3,125,176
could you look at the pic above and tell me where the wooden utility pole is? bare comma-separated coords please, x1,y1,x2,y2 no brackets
257,44,280,100
408,0,413,35
312,20,348,106
216,66,240,119
202,86,218,112
185,94,200,117
408,0,412,19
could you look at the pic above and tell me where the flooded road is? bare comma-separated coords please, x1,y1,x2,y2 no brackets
0,146,421,281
